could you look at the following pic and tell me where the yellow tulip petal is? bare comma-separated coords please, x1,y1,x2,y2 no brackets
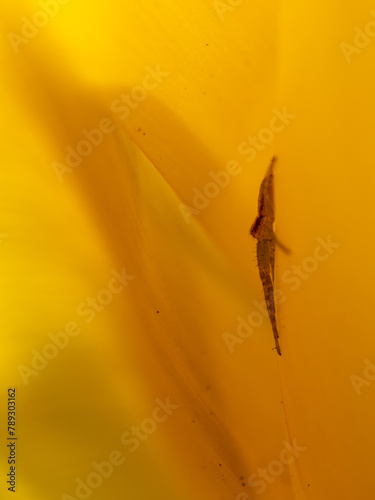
2,0,375,499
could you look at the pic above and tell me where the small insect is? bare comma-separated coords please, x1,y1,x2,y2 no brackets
250,156,289,355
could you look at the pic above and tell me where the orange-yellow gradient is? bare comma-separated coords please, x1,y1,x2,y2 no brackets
1,1,374,499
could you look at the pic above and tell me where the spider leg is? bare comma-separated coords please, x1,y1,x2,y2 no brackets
274,235,291,255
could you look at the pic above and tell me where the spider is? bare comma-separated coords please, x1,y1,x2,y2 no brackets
250,156,290,355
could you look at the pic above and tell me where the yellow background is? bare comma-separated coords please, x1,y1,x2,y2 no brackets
1,1,375,499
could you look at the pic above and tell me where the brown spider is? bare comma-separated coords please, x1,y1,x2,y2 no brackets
250,156,290,355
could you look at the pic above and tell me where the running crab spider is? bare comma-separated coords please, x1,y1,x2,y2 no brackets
250,156,290,355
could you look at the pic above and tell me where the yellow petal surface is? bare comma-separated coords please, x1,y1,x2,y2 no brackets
1,1,374,500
